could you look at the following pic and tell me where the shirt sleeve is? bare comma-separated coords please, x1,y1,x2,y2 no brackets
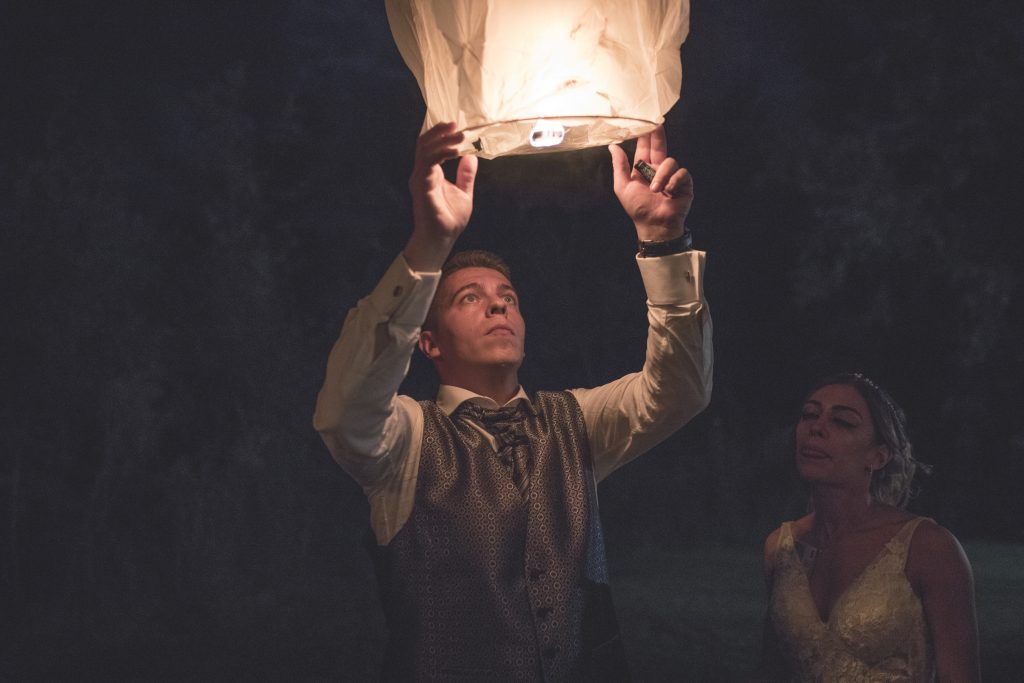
569,250,713,482
312,253,437,493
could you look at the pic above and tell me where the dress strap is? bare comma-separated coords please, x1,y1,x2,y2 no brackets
775,521,795,554
889,516,932,569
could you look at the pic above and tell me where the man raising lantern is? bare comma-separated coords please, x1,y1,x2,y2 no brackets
314,121,712,680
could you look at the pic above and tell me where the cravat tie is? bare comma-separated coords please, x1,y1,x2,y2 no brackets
453,401,531,495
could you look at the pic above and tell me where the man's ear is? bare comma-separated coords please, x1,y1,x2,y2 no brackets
418,329,441,361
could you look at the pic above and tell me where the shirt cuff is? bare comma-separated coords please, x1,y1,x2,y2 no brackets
366,253,442,327
635,249,705,306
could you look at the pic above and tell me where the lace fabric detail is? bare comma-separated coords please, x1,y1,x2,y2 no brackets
769,518,935,682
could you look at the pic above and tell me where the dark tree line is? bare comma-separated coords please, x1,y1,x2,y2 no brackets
2,0,1021,676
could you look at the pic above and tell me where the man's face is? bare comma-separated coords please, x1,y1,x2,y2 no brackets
421,266,526,372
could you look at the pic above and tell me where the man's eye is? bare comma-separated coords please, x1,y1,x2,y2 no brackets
462,293,479,303
833,418,856,429
503,295,517,305
800,411,819,421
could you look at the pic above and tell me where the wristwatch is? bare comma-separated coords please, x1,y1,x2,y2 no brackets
637,229,693,258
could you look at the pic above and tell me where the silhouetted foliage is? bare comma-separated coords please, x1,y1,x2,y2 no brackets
2,0,1021,678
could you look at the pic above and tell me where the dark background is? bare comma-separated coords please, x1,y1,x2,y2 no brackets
3,1,1022,679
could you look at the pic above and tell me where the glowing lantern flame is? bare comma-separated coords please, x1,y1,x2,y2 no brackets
529,120,566,148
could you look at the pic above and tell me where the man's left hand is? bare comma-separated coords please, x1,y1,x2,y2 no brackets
609,125,693,242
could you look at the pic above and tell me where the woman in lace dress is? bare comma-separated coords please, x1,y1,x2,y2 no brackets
755,373,980,682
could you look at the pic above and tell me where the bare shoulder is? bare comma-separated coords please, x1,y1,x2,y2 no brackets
763,515,811,576
762,526,783,581
906,517,974,589
763,526,782,558
910,517,966,556
788,513,816,541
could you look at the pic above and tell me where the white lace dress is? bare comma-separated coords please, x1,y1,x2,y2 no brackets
768,517,935,682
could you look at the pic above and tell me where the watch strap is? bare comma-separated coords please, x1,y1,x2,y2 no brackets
637,230,693,257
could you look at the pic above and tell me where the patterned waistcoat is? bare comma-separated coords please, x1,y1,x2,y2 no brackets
367,391,627,682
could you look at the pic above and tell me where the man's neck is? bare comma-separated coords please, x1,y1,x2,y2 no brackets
439,368,520,405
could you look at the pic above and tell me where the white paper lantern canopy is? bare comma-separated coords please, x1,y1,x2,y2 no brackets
386,0,690,159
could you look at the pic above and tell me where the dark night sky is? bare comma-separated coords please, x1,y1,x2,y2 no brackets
3,0,1023,678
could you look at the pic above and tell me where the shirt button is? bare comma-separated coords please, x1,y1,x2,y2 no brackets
543,646,561,659
536,606,553,619
392,285,404,297
529,568,545,581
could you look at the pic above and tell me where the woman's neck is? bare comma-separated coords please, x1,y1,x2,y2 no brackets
809,488,876,546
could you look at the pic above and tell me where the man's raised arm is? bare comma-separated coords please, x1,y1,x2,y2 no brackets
572,126,713,481
312,123,477,487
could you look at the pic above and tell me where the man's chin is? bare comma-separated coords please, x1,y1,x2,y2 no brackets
481,344,524,366
489,354,524,369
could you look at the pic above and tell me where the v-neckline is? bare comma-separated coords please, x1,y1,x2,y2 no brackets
791,519,910,625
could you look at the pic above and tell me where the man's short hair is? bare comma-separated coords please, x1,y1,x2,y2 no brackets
422,250,512,331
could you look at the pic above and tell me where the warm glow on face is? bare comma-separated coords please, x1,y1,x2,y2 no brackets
529,120,566,148
429,267,526,372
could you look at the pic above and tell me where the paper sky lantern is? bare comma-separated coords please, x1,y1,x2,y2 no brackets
385,0,690,159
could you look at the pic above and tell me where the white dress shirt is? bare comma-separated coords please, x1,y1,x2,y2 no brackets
314,250,713,544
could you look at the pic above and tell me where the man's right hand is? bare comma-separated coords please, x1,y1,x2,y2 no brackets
403,122,479,272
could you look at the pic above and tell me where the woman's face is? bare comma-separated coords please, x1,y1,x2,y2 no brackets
795,383,888,491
